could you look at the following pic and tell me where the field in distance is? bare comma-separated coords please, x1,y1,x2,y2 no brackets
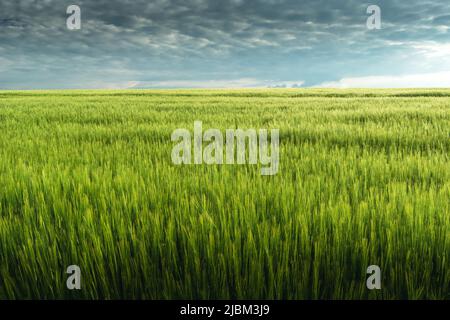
0,89,448,299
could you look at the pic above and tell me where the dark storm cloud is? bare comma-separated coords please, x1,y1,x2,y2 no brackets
1,0,450,88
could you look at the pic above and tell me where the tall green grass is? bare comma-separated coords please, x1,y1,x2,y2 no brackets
0,89,448,299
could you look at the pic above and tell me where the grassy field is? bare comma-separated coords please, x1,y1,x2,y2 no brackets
0,89,448,299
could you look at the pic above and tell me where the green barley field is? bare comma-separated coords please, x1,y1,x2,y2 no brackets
0,89,448,299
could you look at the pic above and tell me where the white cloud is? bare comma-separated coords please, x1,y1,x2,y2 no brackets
132,79,305,88
76,81,141,90
315,71,450,88
411,42,450,59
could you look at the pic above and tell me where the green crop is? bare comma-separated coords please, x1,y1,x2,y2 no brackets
0,89,448,299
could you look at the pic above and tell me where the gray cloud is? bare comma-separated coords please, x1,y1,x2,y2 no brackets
0,0,450,88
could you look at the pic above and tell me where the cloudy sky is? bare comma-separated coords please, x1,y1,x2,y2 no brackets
1,0,450,89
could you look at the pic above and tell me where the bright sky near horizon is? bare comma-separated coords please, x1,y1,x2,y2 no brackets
1,0,450,89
